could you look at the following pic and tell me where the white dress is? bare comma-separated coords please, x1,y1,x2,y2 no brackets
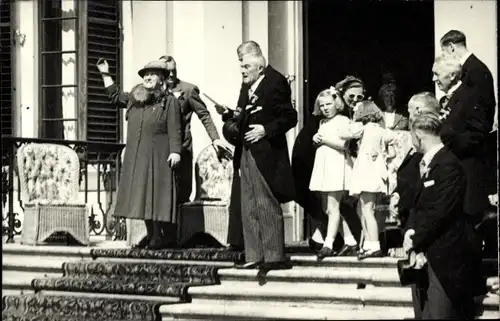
343,122,395,196
309,115,354,192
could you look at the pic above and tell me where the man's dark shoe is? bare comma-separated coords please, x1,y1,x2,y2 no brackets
337,244,358,256
235,261,262,269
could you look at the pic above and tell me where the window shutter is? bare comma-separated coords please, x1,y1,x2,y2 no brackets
86,0,121,143
0,1,13,137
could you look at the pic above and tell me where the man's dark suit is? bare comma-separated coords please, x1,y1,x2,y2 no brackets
440,84,491,220
461,54,496,127
170,80,220,204
405,146,481,319
223,65,297,261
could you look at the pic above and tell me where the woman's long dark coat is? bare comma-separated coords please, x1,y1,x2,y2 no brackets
107,84,182,222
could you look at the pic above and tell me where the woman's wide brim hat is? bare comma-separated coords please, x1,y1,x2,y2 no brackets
138,60,169,78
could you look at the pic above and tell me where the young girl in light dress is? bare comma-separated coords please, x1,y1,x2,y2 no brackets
309,87,355,259
340,100,396,259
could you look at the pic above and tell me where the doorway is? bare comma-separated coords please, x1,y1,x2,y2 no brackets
303,0,435,122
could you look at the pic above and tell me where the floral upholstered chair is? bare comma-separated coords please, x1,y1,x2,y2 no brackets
126,144,234,247
17,143,89,245
177,145,233,246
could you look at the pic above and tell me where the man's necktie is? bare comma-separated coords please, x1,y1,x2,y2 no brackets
439,95,451,120
419,159,427,178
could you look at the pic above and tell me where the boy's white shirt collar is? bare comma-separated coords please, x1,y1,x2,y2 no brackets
422,143,444,168
459,51,472,66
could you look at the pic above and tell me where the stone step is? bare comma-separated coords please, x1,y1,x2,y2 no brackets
289,255,400,268
2,254,84,273
2,270,61,290
159,301,415,320
187,281,500,311
93,257,235,267
160,300,500,320
36,290,183,303
218,266,400,286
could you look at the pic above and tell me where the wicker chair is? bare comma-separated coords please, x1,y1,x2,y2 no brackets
17,143,89,245
126,144,233,247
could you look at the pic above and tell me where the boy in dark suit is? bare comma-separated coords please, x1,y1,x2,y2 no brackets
403,112,481,319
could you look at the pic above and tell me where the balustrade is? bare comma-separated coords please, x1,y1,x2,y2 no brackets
1,136,126,243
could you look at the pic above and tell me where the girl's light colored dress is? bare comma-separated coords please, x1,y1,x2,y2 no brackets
342,122,395,196
309,115,354,192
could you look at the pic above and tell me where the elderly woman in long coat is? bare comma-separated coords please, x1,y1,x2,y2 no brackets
96,59,182,250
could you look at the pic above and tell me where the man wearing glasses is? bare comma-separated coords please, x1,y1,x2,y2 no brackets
159,55,227,205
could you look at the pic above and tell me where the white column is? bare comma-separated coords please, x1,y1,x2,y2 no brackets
434,0,498,125
242,0,269,60
15,0,38,138
130,0,169,84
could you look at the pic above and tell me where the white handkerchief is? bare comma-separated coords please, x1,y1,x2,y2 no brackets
173,91,181,99
423,180,435,187
250,106,263,114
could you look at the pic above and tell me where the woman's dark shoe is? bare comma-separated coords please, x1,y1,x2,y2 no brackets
337,244,358,256
308,238,323,253
133,219,153,249
147,237,167,250
316,246,335,260
357,250,383,260
132,236,151,249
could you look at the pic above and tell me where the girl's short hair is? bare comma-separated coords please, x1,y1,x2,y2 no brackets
353,100,384,124
312,87,342,116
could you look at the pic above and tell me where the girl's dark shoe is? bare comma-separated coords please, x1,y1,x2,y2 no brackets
337,244,358,256
316,246,336,260
308,238,323,253
357,250,383,260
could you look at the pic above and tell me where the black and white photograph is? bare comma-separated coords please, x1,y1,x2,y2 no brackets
1,0,498,320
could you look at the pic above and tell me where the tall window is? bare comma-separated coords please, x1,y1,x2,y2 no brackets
0,0,13,138
38,0,121,143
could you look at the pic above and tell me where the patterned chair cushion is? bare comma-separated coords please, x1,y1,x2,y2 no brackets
17,143,81,205
194,145,233,203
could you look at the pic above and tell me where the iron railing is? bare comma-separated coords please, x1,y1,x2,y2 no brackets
1,136,126,243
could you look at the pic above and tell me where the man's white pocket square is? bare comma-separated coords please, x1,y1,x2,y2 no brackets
173,91,182,99
250,106,263,114
423,180,435,187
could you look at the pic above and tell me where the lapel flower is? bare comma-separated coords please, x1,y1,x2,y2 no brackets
250,94,258,105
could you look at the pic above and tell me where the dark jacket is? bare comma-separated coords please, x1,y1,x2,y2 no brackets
441,83,491,217
395,150,423,229
170,80,220,153
405,147,481,306
223,65,297,203
291,115,328,221
461,53,496,128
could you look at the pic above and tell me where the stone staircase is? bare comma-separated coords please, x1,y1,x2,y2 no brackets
160,255,500,320
2,241,499,320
